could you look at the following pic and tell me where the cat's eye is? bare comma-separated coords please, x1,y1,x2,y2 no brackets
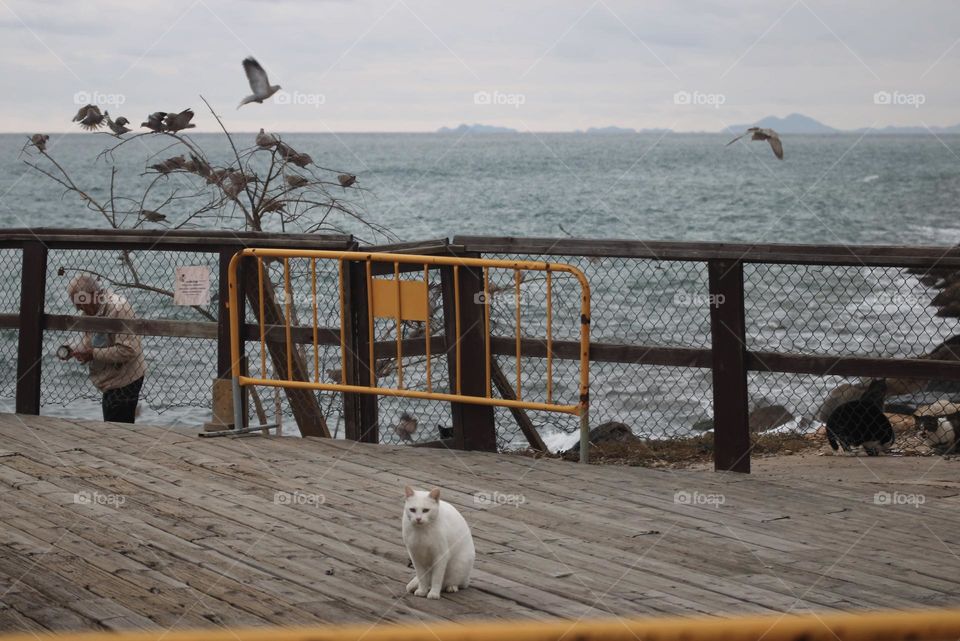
422,509,430,513
408,507,416,513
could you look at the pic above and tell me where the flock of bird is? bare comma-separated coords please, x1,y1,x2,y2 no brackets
63,57,278,138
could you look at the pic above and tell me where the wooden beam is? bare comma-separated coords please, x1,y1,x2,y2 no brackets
490,360,547,452
15,242,47,414
0,229,354,251
708,260,750,474
44,314,218,339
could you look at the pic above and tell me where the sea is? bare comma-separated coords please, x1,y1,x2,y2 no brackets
1,132,959,449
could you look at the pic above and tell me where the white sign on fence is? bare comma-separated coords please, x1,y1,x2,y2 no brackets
174,266,211,306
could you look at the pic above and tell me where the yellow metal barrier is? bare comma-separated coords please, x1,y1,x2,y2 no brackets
5,608,960,641
227,248,591,459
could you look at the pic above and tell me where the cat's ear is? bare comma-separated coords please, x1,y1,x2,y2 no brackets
404,485,415,498
428,488,441,501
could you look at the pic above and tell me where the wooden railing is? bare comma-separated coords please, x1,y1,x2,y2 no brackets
5,229,960,473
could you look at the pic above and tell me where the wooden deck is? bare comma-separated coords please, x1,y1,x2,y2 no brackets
0,414,959,632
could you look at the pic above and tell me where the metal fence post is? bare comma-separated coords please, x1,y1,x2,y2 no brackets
708,259,751,473
16,242,48,415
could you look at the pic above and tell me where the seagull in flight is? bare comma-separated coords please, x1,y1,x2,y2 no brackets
72,104,105,131
163,109,196,133
238,57,281,108
726,127,784,160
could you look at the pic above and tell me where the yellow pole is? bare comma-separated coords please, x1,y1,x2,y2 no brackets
483,266,491,398
394,262,403,389
257,258,266,377
283,258,293,381
424,265,432,393
365,262,375,387
453,264,461,395
514,268,521,399
546,267,553,405
311,258,319,384
337,260,347,385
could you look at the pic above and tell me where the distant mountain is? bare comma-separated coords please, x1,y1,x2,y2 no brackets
853,123,960,134
582,126,637,135
724,113,838,135
437,123,517,134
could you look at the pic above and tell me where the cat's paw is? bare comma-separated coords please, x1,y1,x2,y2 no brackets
426,589,441,600
442,585,459,593
405,577,419,593
414,587,429,597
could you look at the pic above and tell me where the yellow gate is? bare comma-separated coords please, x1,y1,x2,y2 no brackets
226,248,591,460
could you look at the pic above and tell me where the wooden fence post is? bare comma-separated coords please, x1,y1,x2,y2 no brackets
440,255,497,452
708,259,751,473
344,260,379,443
16,242,48,415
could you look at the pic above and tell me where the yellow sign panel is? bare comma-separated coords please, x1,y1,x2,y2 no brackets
371,278,429,321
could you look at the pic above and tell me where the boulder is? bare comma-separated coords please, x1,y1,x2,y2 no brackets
749,405,793,433
585,421,639,445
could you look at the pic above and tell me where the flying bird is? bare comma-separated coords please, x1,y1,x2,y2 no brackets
141,112,167,132
163,109,196,133
726,127,784,160
337,173,357,187
104,112,131,136
30,134,49,152
394,412,418,441
256,128,278,148
238,57,281,108
72,104,105,131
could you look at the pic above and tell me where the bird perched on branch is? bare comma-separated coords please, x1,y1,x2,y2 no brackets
395,412,418,441
285,174,309,188
104,112,131,136
72,104,105,131
276,142,312,168
30,134,49,152
256,128,278,148
238,57,281,108
338,173,357,187
163,109,196,133
141,112,167,132
148,155,187,174
726,127,784,160
139,210,167,223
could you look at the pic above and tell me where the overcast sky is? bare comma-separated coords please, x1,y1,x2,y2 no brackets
1,0,958,133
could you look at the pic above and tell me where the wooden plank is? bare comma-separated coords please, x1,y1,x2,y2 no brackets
0,229,354,251
0,313,17,329
440,257,497,452
344,260,378,442
44,313,217,339
15,242,46,415
708,260,750,473
453,235,960,268
489,336,712,367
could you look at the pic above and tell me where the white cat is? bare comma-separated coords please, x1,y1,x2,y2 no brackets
402,486,475,599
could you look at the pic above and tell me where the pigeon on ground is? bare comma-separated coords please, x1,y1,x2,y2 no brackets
256,128,278,148
30,134,49,152
395,412,418,441
104,112,131,136
726,127,784,160
141,112,167,132
238,57,281,108
285,174,309,188
72,105,105,131
337,173,357,187
163,109,196,133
